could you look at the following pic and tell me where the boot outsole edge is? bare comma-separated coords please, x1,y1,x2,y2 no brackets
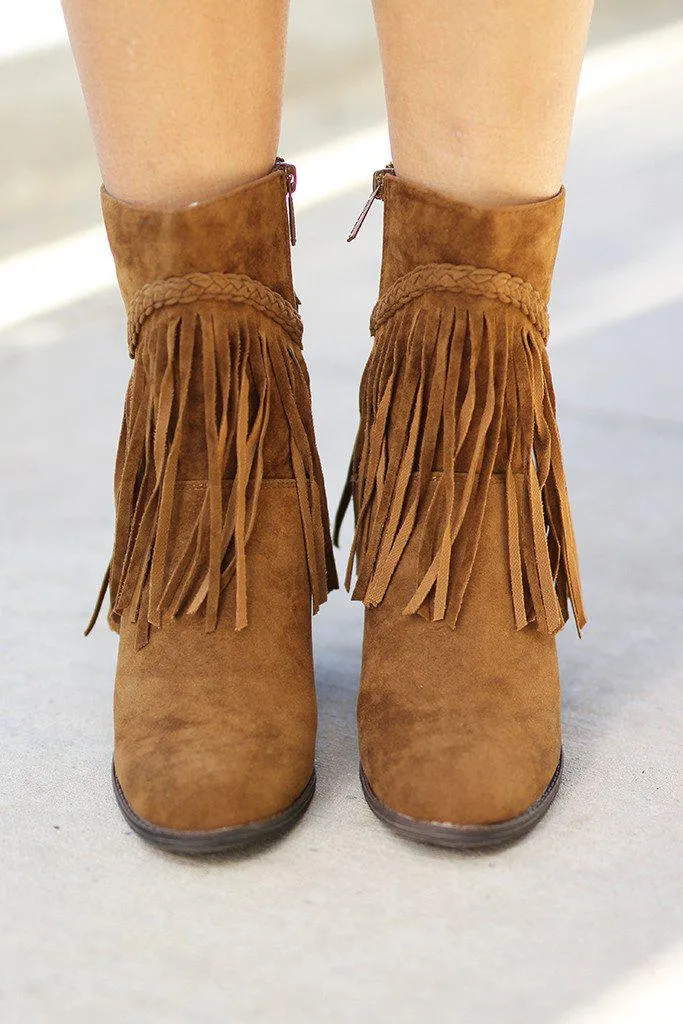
112,763,316,855
360,752,563,850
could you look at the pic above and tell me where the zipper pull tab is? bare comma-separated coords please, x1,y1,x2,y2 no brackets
275,156,297,246
347,163,394,242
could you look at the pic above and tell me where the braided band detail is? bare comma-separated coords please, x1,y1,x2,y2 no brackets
127,272,303,357
370,263,549,342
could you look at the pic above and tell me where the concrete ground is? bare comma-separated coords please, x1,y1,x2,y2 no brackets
1,4,682,1023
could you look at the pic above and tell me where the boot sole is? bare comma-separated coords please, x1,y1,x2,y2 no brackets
112,763,316,855
359,752,563,850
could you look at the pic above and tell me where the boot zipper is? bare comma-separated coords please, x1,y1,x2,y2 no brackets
275,156,297,246
347,163,394,241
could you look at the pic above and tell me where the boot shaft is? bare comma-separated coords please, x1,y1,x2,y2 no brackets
96,163,336,640
344,168,584,636
378,170,564,300
102,165,297,309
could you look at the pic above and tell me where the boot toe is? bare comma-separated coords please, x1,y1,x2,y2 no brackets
115,725,314,833
113,607,317,836
360,730,560,828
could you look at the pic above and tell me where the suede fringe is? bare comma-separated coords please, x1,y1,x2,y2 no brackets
90,273,336,648
337,263,586,636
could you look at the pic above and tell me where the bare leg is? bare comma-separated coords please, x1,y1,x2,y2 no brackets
372,0,593,205
62,0,290,206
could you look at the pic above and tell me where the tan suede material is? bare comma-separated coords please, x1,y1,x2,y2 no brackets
101,167,333,831
101,173,297,482
102,170,296,308
379,173,565,301
115,481,316,830
352,172,581,828
358,475,561,825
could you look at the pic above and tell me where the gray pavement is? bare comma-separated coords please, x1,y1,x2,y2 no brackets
1,4,682,1023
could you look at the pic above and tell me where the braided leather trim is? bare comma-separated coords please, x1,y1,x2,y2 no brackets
127,272,303,356
370,263,549,341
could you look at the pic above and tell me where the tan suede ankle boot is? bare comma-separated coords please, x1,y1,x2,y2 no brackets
87,161,337,853
338,168,585,848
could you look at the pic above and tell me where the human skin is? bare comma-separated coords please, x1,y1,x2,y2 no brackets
61,0,290,207
372,0,594,205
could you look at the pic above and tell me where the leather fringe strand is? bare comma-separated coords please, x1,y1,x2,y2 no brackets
336,263,585,636
91,272,337,648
